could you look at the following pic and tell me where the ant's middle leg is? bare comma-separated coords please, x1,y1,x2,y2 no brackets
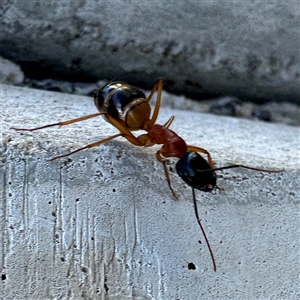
11,113,103,132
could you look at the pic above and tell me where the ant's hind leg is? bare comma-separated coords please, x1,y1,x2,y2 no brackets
50,133,123,161
11,113,103,132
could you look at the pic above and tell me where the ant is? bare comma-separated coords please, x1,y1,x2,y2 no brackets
11,78,282,272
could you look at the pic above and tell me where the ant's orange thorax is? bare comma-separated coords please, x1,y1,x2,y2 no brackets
147,124,187,158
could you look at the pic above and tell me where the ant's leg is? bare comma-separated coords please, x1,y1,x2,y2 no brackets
187,145,214,168
104,114,144,146
146,78,164,127
50,133,123,161
163,116,175,128
156,150,178,199
11,113,103,132
50,110,158,160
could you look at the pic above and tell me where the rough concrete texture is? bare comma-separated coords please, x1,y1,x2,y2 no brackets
1,1,299,102
1,84,300,299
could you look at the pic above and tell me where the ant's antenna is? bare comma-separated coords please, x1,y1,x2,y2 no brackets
200,164,283,174
192,188,217,272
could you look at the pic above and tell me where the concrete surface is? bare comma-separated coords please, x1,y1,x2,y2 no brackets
1,1,299,102
1,84,299,299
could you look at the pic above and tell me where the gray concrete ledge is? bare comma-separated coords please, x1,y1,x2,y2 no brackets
1,84,299,299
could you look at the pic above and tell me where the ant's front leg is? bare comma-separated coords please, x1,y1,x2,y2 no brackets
156,150,178,199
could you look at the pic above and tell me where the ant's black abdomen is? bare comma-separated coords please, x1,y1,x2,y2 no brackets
94,82,146,120
176,151,216,192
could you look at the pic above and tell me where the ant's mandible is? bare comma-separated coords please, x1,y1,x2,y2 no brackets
11,78,282,272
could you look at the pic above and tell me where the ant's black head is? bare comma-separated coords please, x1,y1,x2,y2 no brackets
175,151,216,192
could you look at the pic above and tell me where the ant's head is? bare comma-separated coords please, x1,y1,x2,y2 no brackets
176,151,217,192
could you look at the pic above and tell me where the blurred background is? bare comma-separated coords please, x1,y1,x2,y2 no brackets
1,1,299,125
